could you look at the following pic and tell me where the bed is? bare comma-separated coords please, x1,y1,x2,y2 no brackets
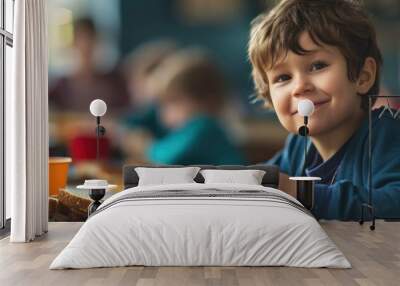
50,165,350,269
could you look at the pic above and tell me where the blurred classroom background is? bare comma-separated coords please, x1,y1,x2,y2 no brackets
48,0,400,192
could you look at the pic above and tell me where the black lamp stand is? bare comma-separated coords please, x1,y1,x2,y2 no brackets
87,116,107,217
95,116,106,162
295,116,315,210
298,116,309,175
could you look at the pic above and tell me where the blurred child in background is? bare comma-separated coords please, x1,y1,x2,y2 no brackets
125,48,246,165
121,40,177,139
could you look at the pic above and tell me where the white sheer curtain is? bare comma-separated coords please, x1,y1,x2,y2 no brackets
6,0,48,242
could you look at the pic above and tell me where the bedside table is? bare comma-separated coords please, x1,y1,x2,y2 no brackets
77,180,117,216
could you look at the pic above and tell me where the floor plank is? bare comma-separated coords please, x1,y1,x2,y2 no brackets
0,221,399,286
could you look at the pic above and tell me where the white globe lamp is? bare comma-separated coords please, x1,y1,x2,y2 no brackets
90,99,107,117
89,99,107,161
297,99,315,117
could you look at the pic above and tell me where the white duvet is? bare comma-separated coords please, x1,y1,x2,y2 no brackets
50,183,351,269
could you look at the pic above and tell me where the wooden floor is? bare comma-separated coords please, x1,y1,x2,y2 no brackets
0,221,399,286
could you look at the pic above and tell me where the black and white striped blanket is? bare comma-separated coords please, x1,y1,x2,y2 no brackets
90,188,311,218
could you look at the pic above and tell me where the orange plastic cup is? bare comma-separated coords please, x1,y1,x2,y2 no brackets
49,157,72,197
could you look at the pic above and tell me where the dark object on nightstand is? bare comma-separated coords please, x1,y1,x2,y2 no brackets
289,177,321,211
77,180,117,217
296,180,314,210
88,188,106,216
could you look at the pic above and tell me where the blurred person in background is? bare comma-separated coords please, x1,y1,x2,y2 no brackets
123,48,246,165
49,17,129,112
49,17,130,178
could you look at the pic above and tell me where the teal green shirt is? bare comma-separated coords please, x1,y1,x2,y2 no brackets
268,107,400,220
147,115,246,165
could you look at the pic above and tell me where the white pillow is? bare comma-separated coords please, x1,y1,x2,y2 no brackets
200,169,266,185
135,167,201,186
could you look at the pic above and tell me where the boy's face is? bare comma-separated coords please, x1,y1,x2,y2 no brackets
266,32,365,137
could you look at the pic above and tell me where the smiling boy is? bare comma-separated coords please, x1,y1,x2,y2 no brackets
248,0,400,220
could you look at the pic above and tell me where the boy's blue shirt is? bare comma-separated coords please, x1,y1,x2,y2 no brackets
147,115,246,165
268,107,400,220
305,138,350,185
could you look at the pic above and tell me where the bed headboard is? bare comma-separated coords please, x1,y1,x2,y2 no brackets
123,164,280,189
